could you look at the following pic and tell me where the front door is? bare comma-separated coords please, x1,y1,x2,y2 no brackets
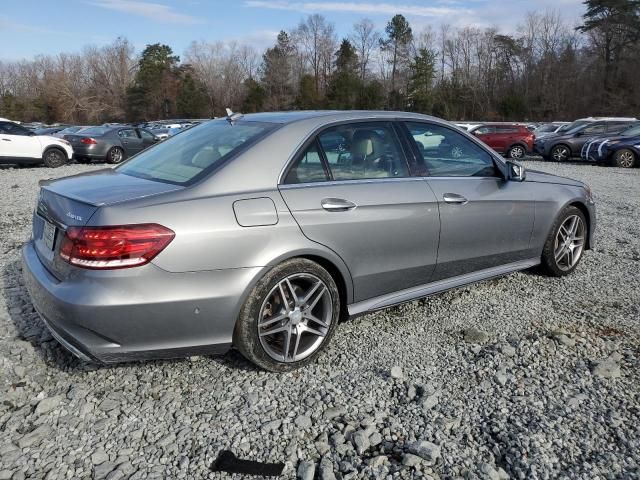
0,122,41,158
279,121,440,302
403,121,536,280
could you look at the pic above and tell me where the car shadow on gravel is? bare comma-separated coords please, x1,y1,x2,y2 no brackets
2,258,261,373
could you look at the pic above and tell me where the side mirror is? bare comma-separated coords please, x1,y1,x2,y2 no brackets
507,160,526,182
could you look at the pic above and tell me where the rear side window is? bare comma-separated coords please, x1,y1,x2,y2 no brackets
318,123,409,180
117,120,275,185
405,122,497,177
80,126,110,136
284,142,329,184
118,129,137,139
607,122,635,134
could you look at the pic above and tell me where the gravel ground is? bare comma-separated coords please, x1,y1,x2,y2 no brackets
0,160,638,480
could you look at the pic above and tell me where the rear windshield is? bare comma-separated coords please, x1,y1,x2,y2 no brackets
80,126,110,136
116,119,276,185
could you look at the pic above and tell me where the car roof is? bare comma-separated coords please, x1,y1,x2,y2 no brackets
239,110,440,126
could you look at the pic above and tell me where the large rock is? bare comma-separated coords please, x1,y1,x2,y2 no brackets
17,425,52,448
297,460,315,480
34,395,64,416
463,328,489,344
407,441,441,465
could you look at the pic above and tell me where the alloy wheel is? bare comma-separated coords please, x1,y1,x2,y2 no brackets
258,273,332,363
110,148,123,163
617,151,634,168
510,146,525,159
552,146,569,161
554,215,585,271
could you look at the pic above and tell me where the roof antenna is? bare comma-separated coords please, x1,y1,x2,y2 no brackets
225,108,243,124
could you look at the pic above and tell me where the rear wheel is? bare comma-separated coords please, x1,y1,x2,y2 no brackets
234,258,340,372
540,206,587,277
42,148,66,168
106,147,125,164
612,149,636,168
507,145,526,159
550,145,571,162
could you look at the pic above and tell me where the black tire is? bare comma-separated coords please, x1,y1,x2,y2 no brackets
612,149,636,168
507,144,526,159
42,148,66,168
540,206,587,277
550,144,571,162
234,258,340,372
106,147,125,164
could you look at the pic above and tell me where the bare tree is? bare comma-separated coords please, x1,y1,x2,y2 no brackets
350,18,380,81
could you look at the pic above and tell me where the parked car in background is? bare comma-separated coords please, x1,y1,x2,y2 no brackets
22,111,595,371
66,126,159,164
469,123,534,159
534,122,569,138
0,120,73,167
53,126,89,138
581,123,640,168
33,126,68,136
535,120,637,161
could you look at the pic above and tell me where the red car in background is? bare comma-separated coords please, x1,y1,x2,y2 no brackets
469,123,534,159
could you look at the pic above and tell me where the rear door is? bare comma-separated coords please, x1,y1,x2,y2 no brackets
279,121,440,302
118,128,144,155
402,121,536,280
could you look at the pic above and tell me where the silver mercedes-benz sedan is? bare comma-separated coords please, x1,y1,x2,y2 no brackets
22,111,596,371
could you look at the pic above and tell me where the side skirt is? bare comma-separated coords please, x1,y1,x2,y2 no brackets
347,258,540,316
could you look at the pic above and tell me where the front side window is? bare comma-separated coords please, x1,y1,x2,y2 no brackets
607,123,634,134
405,122,498,177
117,120,275,185
284,142,328,184
318,123,409,180
0,122,31,136
581,124,605,135
473,126,494,135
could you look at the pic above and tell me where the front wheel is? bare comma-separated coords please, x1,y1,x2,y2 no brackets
234,259,340,372
612,149,636,168
43,148,66,168
550,145,571,162
540,206,587,277
106,147,125,164
507,145,526,159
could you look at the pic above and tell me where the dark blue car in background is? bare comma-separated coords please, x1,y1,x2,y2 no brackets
581,123,640,168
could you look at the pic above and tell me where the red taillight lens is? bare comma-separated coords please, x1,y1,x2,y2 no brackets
81,137,97,145
59,224,175,269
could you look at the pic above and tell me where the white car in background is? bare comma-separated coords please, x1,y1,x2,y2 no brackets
0,120,73,167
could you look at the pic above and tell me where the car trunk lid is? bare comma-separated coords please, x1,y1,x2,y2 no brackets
33,169,182,279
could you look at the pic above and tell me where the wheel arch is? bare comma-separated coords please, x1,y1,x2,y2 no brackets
43,145,68,160
232,248,355,331
566,200,593,250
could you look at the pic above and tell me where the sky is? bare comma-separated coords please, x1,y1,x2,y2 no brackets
0,0,586,61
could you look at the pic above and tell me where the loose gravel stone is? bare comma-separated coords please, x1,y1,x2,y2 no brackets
297,460,315,480
463,327,489,343
390,366,403,379
0,161,638,479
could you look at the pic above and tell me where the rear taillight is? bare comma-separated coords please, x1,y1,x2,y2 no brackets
59,224,175,269
81,137,97,145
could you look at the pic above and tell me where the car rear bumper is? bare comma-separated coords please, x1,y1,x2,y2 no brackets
71,145,110,159
21,241,260,363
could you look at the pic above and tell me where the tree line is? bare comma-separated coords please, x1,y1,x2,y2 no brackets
1,0,638,123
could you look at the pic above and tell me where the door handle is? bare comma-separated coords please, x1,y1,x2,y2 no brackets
443,193,468,205
321,198,357,212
